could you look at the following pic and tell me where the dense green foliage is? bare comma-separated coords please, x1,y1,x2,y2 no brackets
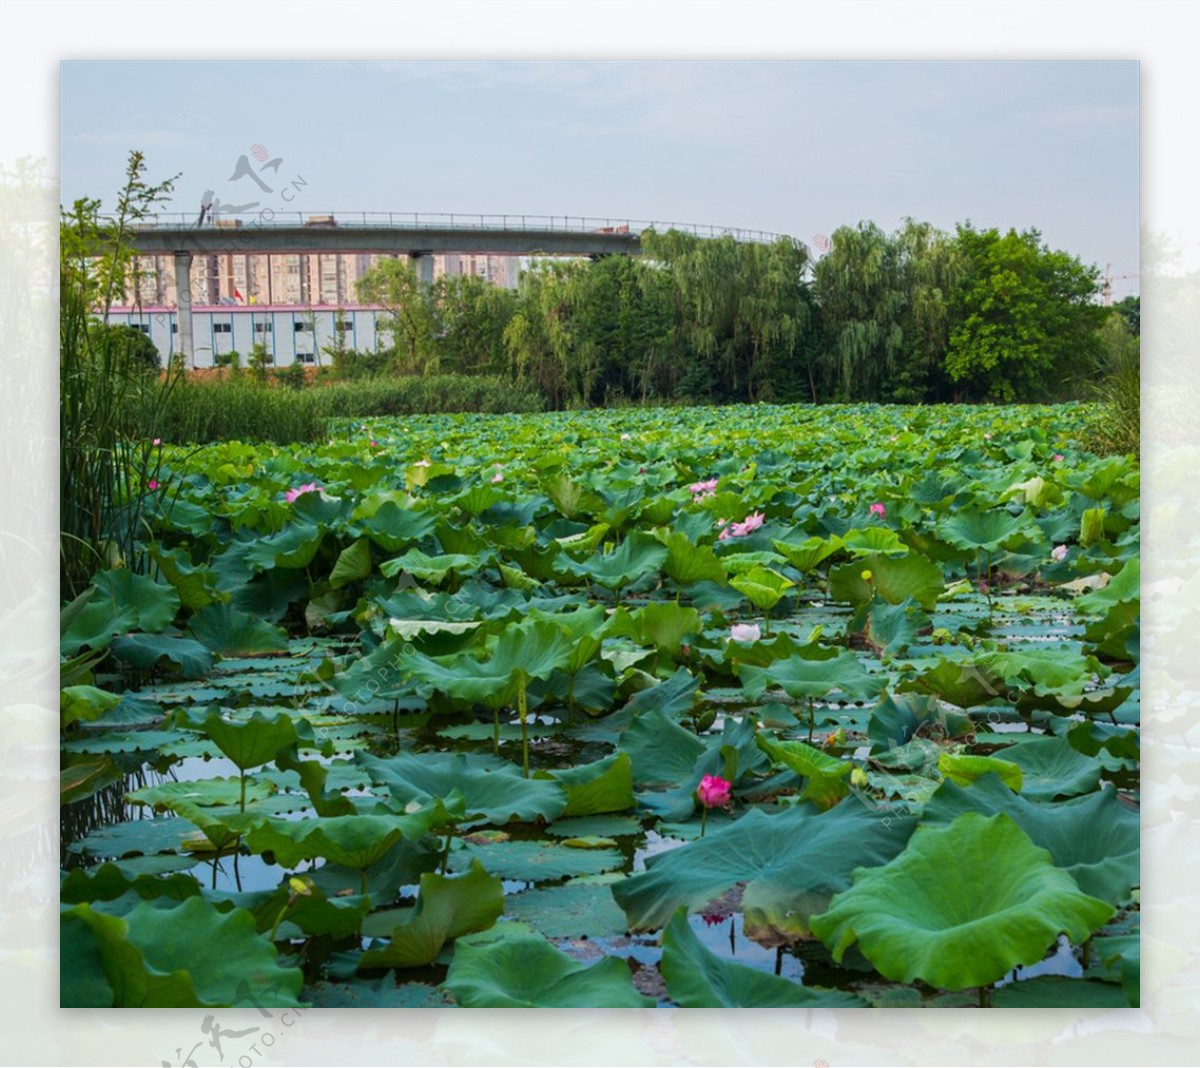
61,403,1139,1010
338,220,1121,410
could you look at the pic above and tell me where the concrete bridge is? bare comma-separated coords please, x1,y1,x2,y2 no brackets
124,211,799,361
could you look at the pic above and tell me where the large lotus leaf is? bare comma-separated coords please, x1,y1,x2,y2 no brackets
308,838,440,904
110,633,215,678
355,750,567,825
61,570,182,656
126,777,276,811
1002,475,1064,510
657,529,728,585
1075,558,1139,617
244,520,325,572
273,746,359,818
936,509,1041,553
505,874,632,939
216,883,371,941
450,838,624,882
991,977,1129,1008
899,656,1006,708
186,602,289,656
61,756,124,804
359,861,504,968
809,813,1114,990
937,752,1023,792
443,931,654,1007
771,534,843,573
986,648,1107,698
151,545,217,611
828,552,945,611
241,803,450,870
659,909,867,1008
60,863,202,907
612,803,916,944
841,527,910,558
992,737,1103,800
560,531,668,590
328,537,373,589
170,706,330,771
861,598,929,655
67,815,201,859
739,648,884,702
380,549,485,584
920,774,1139,905
729,566,795,612
866,693,973,754
61,896,304,1008
756,736,852,810
721,551,786,576
350,500,439,551
61,685,121,729
535,752,634,818
610,601,703,659
619,706,706,787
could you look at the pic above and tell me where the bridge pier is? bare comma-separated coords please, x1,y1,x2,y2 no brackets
409,251,434,285
172,251,194,365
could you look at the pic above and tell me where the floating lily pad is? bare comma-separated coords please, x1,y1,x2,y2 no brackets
810,813,1114,990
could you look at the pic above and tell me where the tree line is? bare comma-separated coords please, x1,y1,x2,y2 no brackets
343,219,1137,408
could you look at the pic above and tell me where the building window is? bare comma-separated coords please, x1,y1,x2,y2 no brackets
171,323,178,333
213,323,232,334
133,323,151,334
294,322,312,332
254,321,273,333
295,352,316,364
336,320,353,332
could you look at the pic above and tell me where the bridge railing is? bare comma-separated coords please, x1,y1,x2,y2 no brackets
122,211,791,245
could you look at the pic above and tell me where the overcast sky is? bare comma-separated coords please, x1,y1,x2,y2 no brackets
60,59,1139,295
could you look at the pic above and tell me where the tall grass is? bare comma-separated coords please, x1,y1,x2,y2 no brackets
1087,315,1140,456
60,152,180,600
149,373,542,445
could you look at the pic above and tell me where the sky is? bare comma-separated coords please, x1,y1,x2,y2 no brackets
59,59,1140,295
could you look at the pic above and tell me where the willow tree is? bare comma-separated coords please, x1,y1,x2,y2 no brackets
812,222,905,402
503,263,576,409
891,218,965,402
641,229,812,403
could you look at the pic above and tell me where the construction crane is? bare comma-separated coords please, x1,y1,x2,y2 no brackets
1101,262,1138,306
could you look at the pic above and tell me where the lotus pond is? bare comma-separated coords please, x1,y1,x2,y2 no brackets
60,402,1139,1009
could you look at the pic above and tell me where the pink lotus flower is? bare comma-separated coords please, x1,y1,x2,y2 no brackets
697,774,732,809
723,512,765,538
414,459,432,468
689,478,719,498
620,432,632,441
1053,453,1064,462
152,438,161,446
1051,544,1069,562
147,480,159,491
285,482,322,503
370,440,378,448
729,622,761,642
491,466,504,484
869,502,886,518
718,526,732,541
983,432,993,440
